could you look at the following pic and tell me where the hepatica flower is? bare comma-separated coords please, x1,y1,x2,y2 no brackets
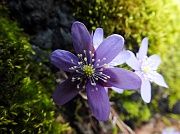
126,38,169,103
51,21,141,121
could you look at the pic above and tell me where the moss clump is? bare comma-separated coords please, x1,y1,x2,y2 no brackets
0,4,71,134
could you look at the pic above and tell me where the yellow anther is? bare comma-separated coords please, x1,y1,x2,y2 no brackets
104,64,108,68
84,57,87,61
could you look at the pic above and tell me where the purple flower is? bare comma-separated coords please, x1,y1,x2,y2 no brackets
126,38,169,103
51,21,141,121
92,28,130,93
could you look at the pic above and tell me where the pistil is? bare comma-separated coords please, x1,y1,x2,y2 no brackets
83,65,94,77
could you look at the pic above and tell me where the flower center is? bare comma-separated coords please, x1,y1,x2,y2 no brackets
140,56,157,82
83,65,94,77
141,66,151,73
69,50,110,90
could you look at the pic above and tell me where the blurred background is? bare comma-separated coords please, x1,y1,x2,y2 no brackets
0,0,180,133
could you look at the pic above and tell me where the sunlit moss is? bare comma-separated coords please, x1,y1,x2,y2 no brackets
0,4,71,133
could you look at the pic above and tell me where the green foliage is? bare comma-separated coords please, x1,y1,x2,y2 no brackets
162,37,180,108
65,0,180,127
0,5,71,133
112,91,151,125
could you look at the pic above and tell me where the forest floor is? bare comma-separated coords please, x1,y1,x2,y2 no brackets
134,114,180,134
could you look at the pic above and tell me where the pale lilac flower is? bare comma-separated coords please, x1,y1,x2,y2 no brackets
92,28,130,93
162,128,180,134
51,21,141,121
126,38,169,103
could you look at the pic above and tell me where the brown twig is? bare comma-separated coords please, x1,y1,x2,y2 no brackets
110,107,136,134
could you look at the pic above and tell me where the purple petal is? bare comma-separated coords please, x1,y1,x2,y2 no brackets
86,81,110,122
52,77,82,105
108,50,130,67
71,21,93,54
111,87,124,94
105,87,108,93
93,28,104,49
138,37,148,60
148,54,162,70
103,68,142,89
135,71,151,103
51,50,79,73
126,51,141,70
95,34,124,66
149,71,169,88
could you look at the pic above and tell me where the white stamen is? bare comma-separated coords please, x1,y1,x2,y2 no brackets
76,70,80,73
99,68,103,71
84,57,87,61
71,59,74,63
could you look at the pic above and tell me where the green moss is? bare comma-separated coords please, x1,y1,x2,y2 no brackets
0,4,71,134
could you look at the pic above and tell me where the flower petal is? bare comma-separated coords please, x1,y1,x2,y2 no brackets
93,28,104,49
108,50,130,67
104,87,108,93
138,37,148,60
52,77,82,105
137,72,151,103
148,54,162,70
111,87,124,94
141,78,151,103
51,50,79,72
149,71,169,88
126,51,141,70
71,21,93,54
86,81,110,122
95,34,124,66
103,68,141,89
